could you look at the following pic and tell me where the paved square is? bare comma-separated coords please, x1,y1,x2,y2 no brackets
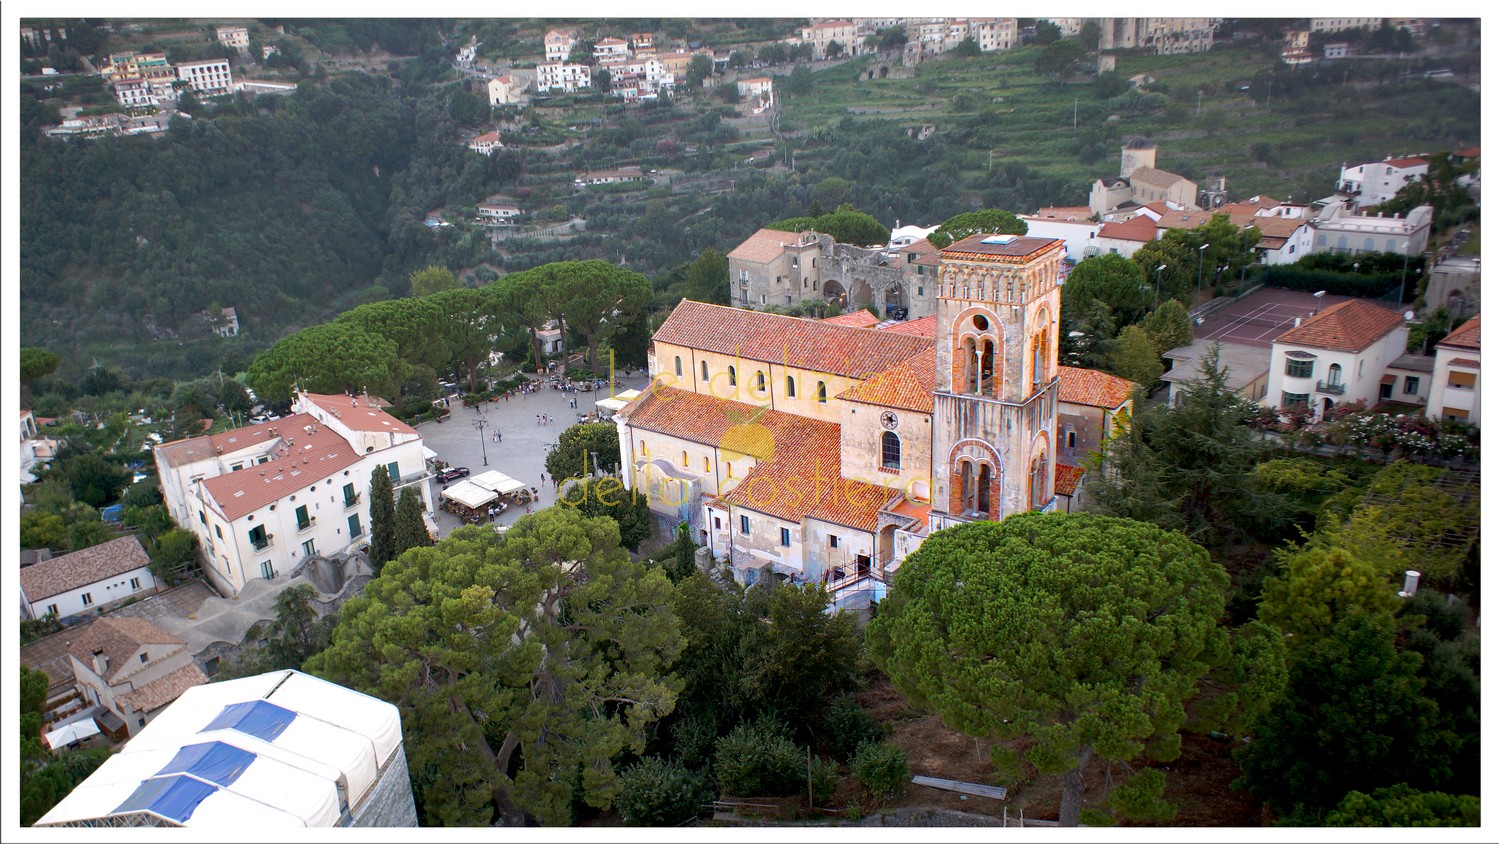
413,372,652,540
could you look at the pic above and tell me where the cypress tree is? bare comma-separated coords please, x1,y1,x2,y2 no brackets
368,466,396,574
393,486,433,559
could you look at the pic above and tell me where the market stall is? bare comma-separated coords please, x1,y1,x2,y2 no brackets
439,480,500,523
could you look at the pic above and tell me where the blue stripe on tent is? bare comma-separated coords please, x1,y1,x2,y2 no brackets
114,774,218,823
157,741,256,787
200,700,297,742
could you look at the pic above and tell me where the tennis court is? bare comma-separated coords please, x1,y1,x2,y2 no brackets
1193,288,1363,349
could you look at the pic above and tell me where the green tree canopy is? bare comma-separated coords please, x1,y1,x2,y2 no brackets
1108,324,1162,389
1062,253,1149,330
392,486,433,558
545,422,622,483
245,322,404,403
426,285,515,393
20,347,61,384
926,209,1027,249
1140,298,1194,356
537,260,652,376
336,297,451,373
767,205,888,246
683,248,730,305
1257,545,1402,648
868,513,1235,826
559,476,653,552
305,508,684,826
1326,784,1480,827
1233,611,1450,821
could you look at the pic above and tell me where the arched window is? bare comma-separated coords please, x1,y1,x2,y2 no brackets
1030,451,1050,509
701,360,709,382
1327,362,1343,387
674,356,683,377
786,375,797,398
881,431,901,470
755,370,766,393
1032,328,1050,386
640,440,647,456
1065,429,1076,449
681,450,689,467
728,365,737,387
958,461,975,512
977,464,992,515
703,456,710,472
817,381,827,404
726,462,734,478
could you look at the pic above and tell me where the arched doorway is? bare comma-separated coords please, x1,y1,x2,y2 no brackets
877,524,896,571
822,279,847,307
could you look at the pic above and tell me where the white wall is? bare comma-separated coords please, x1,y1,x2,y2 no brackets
23,565,157,620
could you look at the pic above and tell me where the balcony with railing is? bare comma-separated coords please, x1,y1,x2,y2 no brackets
297,516,316,532
250,533,274,551
1316,380,1346,395
343,492,361,509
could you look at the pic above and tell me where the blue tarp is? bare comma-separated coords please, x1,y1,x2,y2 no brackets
114,774,218,823
157,742,255,787
200,700,297,742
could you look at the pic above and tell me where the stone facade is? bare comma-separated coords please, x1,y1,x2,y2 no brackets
929,236,1063,529
352,743,419,828
729,228,937,318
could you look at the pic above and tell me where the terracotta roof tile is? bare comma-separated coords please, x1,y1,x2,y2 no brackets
879,315,938,337
1437,315,1480,351
1055,464,1086,497
298,392,418,436
1449,357,1480,367
1275,299,1406,353
718,415,845,525
1385,156,1429,168
808,476,898,533
821,310,880,328
838,348,936,413
728,227,816,263
1129,166,1191,188
117,662,209,713
200,418,363,522
899,237,942,267
1058,366,1135,408
154,417,290,469
941,234,1061,260
653,300,934,380
617,383,755,446
1029,206,1094,221
67,617,186,683
19,536,152,603
1099,215,1159,243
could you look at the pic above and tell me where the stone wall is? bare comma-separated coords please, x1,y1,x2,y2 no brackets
352,742,419,827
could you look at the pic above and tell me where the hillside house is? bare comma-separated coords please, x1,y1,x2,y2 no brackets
67,617,208,740
19,535,159,621
1427,314,1481,424
1267,299,1409,421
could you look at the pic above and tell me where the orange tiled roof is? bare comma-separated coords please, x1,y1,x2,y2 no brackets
299,392,418,436
155,415,303,468
728,227,816,263
1385,156,1429,169
822,310,880,328
898,237,942,266
808,476,898,533
717,415,845,525
1058,366,1135,409
1030,206,1094,221
880,315,938,338
1129,166,1191,188
653,300,934,380
1437,314,1480,351
941,234,1061,261
1099,215,1159,243
617,383,759,446
1055,464,1086,497
1275,299,1406,353
200,419,363,522
838,348,936,413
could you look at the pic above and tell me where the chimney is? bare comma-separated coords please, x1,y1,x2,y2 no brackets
1399,570,1422,598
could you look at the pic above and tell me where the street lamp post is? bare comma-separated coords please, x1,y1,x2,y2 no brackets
1197,243,1210,306
473,418,489,466
1154,264,1166,310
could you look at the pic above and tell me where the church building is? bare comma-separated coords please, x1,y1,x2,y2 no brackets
617,234,1128,609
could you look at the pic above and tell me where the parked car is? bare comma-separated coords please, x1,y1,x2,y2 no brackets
437,467,470,483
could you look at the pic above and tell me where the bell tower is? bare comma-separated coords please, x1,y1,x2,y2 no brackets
929,234,1064,530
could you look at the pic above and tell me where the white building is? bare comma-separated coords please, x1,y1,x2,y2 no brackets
1310,202,1431,259
1094,214,1157,259
36,669,418,828
1019,207,1100,262
217,26,250,53
213,306,239,338
19,535,160,620
592,36,630,61
476,201,521,224
1337,155,1430,208
177,59,233,95
487,74,525,105
544,28,577,63
152,392,432,598
467,130,503,156
536,62,591,93
801,19,857,58
114,78,155,108
1427,314,1480,425
1266,299,1409,420
67,617,208,739
1310,18,1383,34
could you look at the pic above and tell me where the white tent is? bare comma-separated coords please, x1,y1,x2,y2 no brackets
470,471,527,495
439,480,498,510
595,388,641,414
44,718,101,751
